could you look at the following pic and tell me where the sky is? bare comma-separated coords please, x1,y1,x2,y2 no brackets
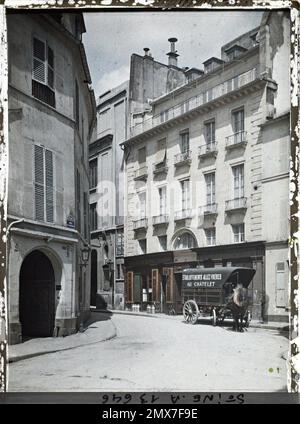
83,11,264,99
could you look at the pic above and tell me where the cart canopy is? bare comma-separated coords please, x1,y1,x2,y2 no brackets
181,267,255,290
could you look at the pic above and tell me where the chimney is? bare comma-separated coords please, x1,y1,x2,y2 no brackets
167,37,179,67
143,47,153,59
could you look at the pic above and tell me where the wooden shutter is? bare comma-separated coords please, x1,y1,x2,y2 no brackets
152,269,160,302
276,262,287,308
165,268,174,303
126,271,133,303
45,149,54,223
76,170,81,232
33,38,46,84
34,145,45,220
47,46,54,89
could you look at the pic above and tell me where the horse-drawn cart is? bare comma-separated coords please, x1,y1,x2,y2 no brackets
182,267,255,329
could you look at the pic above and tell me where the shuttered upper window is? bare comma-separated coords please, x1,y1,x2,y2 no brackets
34,145,54,223
32,37,55,108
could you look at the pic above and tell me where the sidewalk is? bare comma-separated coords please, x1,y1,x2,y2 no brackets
100,308,290,332
8,312,116,363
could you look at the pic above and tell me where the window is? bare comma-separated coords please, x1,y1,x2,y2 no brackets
158,235,167,251
232,165,244,199
205,228,216,246
116,232,124,256
116,263,123,280
180,130,189,153
232,108,245,143
159,186,167,216
83,192,88,240
138,147,146,165
181,179,190,211
155,139,166,166
98,108,111,133
76,170,81,232
138,239,147,255
174,232,197,250
90,203,97,231
89,158,98,190
232,224,245,243
138,191,146,218
32,37,55,107
75,80,79,129
34,145,54,223
204,120,215,147
205,172,215,206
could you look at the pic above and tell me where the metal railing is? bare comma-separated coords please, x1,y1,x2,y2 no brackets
198,142,218,157
153,161,168,174
225,131,247,148
174,150,192,166
174,209,193,221
199,203,218,215
133,218,148,230
134,165,148,180
152,214,169,225
225,197,247,211
130,68,257,138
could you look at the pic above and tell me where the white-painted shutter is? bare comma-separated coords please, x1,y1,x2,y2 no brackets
45,149,54,223
276,262,287,308
33,38,46,84
34,145,45,220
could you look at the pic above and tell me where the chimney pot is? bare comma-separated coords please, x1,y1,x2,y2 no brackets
167,37,179,67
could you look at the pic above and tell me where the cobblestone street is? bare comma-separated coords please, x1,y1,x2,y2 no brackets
8,313,288,392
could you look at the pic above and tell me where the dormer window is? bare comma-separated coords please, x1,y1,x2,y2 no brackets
203,57,224,74
225,44,248,61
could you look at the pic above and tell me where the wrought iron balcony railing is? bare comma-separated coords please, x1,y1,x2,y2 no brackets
199,203,218,216
133,165,148,181
130,68,257,138
225,197,247,211
133,218,148,230
198,142,218,158
153,161,168,175
174,150,192,167
174,209,193,221
152,214,169,225
225,131,247,149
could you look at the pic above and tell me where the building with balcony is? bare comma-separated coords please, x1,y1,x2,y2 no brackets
7,12,96,344
123,11,290,323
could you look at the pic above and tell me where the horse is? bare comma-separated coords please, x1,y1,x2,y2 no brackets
228,284,249,332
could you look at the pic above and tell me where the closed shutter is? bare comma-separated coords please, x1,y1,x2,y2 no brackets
34,145,45,220
165,268,174,303
76,170,81,232
276,262,287,308
126,271,133,303
33,38,46,84
152,269,160,302
45,149,54,223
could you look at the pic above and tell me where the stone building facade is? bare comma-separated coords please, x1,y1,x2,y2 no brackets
89,43,188,310
123,11,290,323
7,12,96,344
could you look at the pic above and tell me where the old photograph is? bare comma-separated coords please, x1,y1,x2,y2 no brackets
1,5,295,395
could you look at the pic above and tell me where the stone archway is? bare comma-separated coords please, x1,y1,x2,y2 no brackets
19,250,55,338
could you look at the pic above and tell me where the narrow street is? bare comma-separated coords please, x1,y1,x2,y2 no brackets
8,313,288,392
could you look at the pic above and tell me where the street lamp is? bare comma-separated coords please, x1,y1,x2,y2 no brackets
80,246,90,267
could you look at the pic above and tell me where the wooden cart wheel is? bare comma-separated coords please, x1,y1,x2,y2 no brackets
211,308,217,326
244,310,251,328
183,300,199,325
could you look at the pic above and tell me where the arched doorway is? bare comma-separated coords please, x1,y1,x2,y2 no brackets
90,249,97,307
19,250,55,338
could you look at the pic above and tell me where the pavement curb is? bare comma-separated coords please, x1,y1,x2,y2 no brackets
8,326,117,364
99,309,289,332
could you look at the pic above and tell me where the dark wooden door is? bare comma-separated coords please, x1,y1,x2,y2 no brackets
19,250,55,337
90,250,97,307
